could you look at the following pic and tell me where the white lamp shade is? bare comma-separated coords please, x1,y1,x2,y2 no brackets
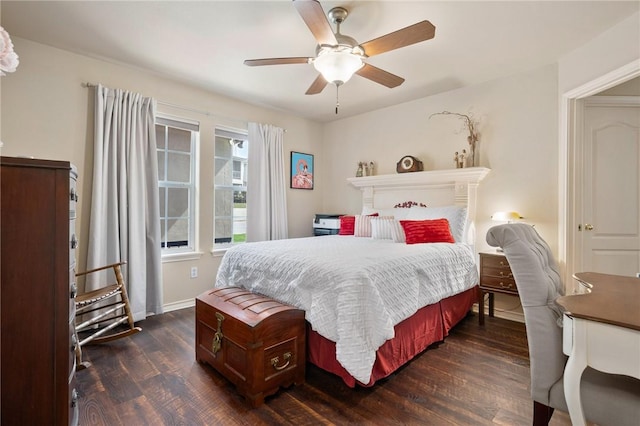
491,211,523,222
313,51,363,85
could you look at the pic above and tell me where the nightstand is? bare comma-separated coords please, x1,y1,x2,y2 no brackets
478,252,519,325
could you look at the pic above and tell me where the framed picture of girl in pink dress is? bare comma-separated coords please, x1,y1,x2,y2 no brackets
290,151,314,190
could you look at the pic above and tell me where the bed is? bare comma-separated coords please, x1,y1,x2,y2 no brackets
215,167,490,387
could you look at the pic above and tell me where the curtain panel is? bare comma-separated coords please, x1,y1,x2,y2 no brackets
246,123,288,242
86,84,163,321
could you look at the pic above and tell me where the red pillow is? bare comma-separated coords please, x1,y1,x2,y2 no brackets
399,219,455,244
339,213,379,236
339,215,356,235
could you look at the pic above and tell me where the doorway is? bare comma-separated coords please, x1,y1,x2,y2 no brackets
578,96,639,276
561,62,640,292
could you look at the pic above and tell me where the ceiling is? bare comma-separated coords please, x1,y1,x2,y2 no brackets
2,1,638,123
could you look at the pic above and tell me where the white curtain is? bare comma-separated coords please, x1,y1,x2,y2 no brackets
246,122,288,242
86,84,163,321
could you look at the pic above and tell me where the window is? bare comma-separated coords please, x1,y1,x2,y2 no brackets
156,116,198,254
214,128,248,248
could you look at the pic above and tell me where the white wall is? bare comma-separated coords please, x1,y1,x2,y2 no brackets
559,12,640,95
321,64,560,255
0,38,323,308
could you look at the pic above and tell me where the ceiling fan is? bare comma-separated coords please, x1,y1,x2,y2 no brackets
244,0,436,112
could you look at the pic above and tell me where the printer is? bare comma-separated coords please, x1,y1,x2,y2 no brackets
313,214,343,236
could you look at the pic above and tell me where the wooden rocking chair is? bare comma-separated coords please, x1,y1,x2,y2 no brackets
74,261,142,369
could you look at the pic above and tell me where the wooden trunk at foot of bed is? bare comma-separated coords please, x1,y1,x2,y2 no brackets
195,287,306,407
307,286,478,387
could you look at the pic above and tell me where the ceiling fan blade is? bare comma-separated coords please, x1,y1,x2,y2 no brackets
244,57,311,66
356,63,405,88
359,21,436,57
305,74,328,95
293,0,338,46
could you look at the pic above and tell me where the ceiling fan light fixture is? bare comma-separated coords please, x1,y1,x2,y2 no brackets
313,48,364,85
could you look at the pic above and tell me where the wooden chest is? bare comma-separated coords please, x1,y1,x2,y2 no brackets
195,287,306,407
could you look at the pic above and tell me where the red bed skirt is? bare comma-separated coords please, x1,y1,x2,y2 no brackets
306,286,478,387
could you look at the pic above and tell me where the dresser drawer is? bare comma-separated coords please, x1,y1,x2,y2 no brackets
69,166,78,220
69,219,78,267
69,267,77,320
69,322,77,377
69,379,79,426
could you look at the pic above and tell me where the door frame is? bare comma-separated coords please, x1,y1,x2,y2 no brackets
559,60,640,292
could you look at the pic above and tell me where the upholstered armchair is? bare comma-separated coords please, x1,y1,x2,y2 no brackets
486,223,640,426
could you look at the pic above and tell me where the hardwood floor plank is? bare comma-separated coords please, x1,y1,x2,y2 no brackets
77,390,121,426
75,308,572,425
117,394,165,425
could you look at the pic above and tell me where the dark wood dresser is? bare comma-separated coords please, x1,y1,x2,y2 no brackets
1,157,79,425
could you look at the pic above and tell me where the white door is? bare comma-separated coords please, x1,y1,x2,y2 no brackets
580,96,640,276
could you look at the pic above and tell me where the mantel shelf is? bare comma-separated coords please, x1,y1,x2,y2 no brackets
347,167,490,189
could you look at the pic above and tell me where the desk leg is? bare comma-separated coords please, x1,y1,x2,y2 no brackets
564,318,587,426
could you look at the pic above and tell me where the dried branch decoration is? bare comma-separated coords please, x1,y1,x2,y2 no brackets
429,111,479,167
0,26,19,76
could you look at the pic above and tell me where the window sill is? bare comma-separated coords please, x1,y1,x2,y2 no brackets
210,247,229,258
162,251,204,263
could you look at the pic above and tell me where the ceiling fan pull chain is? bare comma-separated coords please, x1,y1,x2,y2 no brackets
335,84,340,114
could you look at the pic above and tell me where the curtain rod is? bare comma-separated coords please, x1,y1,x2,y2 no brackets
82,81,273,131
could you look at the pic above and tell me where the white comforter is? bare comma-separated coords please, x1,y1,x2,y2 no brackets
215,235,478,384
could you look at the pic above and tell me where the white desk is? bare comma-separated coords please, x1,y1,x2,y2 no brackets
556,272,640,426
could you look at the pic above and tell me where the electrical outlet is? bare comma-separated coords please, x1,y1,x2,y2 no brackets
190,267,198,279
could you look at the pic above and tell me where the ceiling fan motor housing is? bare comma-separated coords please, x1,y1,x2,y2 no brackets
316,7,364,56
328,7,348,24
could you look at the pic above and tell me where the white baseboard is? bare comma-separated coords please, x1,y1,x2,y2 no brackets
472,304,525,323
163,298,195,313
492,308,525,323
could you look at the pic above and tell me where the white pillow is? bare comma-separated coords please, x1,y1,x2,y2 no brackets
354,215,374,237
390,220,406,243
405,206,468,243
361,206,410,220
370,217,395,240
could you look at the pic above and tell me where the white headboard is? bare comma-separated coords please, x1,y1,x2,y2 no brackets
347,167,490,242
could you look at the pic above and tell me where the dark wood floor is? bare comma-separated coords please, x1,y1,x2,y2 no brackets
75,308,571,425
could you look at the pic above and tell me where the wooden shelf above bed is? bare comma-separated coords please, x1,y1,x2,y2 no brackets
347,167,491,239
347,167,490,189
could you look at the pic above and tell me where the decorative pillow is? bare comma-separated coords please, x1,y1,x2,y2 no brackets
354,213,380,237
341,213,378,236
390,220,406,243
400,219,456,244
362,206,410,220
338,215,356,235
405,206,468,243
370,216,395,240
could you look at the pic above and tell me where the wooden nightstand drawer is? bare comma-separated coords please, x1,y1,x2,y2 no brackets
480,275,517,293
478,252,520,325
481,254,511,270
481,254,516,293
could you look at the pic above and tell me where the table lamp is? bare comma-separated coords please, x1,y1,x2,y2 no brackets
491,211,523,223
491,211,523,251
